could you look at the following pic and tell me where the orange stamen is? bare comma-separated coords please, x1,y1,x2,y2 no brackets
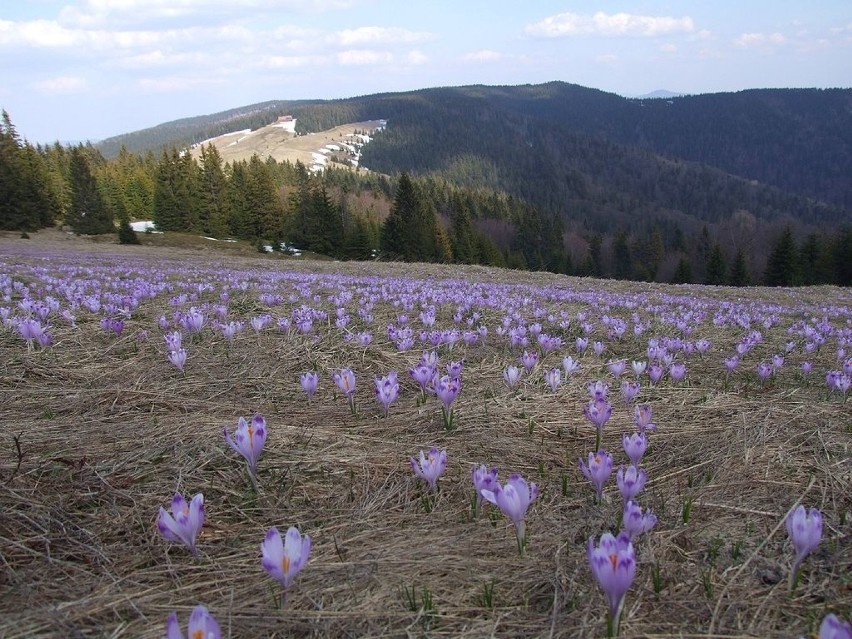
609,553,618,571
192,631,204,639
282,555,290,574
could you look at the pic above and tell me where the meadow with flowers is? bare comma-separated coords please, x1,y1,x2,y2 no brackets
0,233,849,639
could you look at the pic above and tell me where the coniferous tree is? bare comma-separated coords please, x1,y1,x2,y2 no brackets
671,256,693,284
729,248,751,287
830,226,852,286
67,146,113,234
198,144,230,238
705,244,727,285
613,228,633,280
764,226,799,286
380,173,419,260
118,219,141,244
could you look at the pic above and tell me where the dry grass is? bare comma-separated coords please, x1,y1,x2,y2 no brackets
0,232,849,638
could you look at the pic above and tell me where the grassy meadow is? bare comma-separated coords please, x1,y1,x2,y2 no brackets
0,230,849,638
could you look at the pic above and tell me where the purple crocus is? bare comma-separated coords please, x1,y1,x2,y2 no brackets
168,348,187,371
446,360,463,379
587,532,636,635
374,372,400,417
633,404,657,432
157,492,204,555
435,375,460,430
757,362,773,384
503,364,522,388
333,368,357,414
480,473,539,554
608,361,627,379
224,414,267,480
669,362,687,383
647,364,664,385
521,350,538,372
164,605,221,639
622,500,657,539
544,367,561,392
620,381,640,406
409,361,434,398
300,371,319,401
588,380,609,400
579,449,613,503
471,464,498,516
261,526,312,593
616,465,647,503
562,355,581,376
622,432,647,466
410,447,447,491
819,614,852,639
584,397,613,450
785,504,822,590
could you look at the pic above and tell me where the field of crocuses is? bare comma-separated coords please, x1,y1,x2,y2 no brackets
1,234,850,639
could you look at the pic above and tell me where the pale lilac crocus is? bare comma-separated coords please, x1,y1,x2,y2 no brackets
633,404,656,432
435,375,460,430
333,368,357,414
584,397,613,451
593,341,605,356
620,381,640,406
374,372,400,417
446,360,463,379
576,336,588,353
411,447,447,491
757,362,773,384
802,361,812,375
622,432,647,466
164,605,221,639
785,504,822,590
562,355,581,376
224,414,267,481
503,364,522,388
608,361,627,379
588,532,636,637
544,367,561,392
724,356,740,374
622,500,657,539
580,450,613,503
647,364,664,385
164,330,182,352
157,492,204,555
616,465,647,503
300,371,319,401
480,473,539,554
168,348,187,371
819,614,852,639
669,362,687,383
409,362,434,398
471,464,498,517
261,526,311,596
588,380,609,400
631,361,646,378
521,350,538,372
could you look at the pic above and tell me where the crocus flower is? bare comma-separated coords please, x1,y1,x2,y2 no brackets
584,397,613,450
410,447,447,491
544,367,561,392
374,372,400,416
593,341,605,356
588,380,609,400
616,465,647,503
157,492,204,555
503,364,522,388
300,371,319,401
409,362,434,397
562,355,581,376
164,330,182,352
261,526,312,592
471,464,498,516
622,432,647,466
587,532,636,636
757,362,773,384
620,381,640,406
724,356,740,374
480,473,539,554
576,337,588,353
333,368,357,414
579,450,613,503
633,404,657,432
608,361,627,379
622,500,657,539
446,360,463,379
631,360,646,378
647,364,664,385
785,504,822,590
224,414,267,480
521,350,538,372
669,362,687,383
168,348,187,371
435,375,460,430
164,605,221,639
819,614,852,639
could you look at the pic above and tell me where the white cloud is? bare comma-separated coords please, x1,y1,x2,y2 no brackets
259,54,324,69
461,49,506,63
659,43,677,54
595,53,619,64
137,75,224,92
334,26,434,46
336,49,394,65
735,32,786,48
526,11,694,38
406,50,428,65
32,75,87,94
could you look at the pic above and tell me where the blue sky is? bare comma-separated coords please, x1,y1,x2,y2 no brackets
1,1,850,144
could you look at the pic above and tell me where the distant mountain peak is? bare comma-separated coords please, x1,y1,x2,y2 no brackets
633,89,684,99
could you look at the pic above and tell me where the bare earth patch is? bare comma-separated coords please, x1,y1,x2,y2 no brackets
0,232,849,638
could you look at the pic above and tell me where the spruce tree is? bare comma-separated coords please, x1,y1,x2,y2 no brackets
671,256,693,284
380,173,418,260
705,244,727,285
729,248,751,287
764,226,799,286
67,146,113,234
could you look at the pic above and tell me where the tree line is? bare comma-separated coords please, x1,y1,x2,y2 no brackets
2,110,850,287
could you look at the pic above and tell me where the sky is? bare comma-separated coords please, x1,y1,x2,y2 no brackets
1,0,850,144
